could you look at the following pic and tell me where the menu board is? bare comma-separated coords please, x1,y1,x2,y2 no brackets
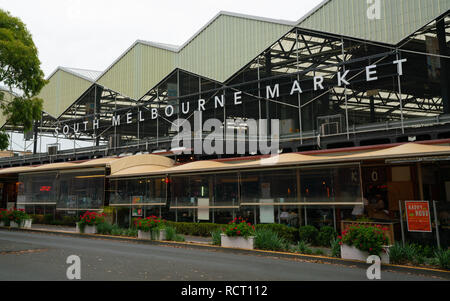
405,201,432,233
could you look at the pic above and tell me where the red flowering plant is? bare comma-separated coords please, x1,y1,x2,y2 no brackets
338,225,390,256
79,211,106,226
222,217,255,238
9,209,30,224
134,216,165,232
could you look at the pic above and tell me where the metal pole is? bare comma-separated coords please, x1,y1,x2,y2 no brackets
333,206,336,231
304,206,308,226
399,200,405,246
341,37,350,139
433,200,441,249
396,50,405,134
296,28,303,145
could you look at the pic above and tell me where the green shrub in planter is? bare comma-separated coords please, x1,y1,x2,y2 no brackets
317,226,337,247
299,225,319,245
254,228,288,251
255,224,298,243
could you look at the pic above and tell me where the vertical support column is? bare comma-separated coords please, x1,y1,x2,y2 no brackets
296,168,303,226
417,163,424,200
433,200,441,249
265,52,272,135
341,37,350,139
396,50,405,134
296,29,303,145
437,18,450,114
33,118,39,154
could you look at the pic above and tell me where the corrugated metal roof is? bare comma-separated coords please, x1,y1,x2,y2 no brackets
96,11,294,99
39,68,94,118
297,0,450,45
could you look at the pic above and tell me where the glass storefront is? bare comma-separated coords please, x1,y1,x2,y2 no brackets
16,169,106,215
109,176,168,227
17,172,58,214
170,172,240,224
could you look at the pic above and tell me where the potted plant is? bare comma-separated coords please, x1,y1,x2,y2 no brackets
338,224,391,264
135,216,166,240
78,211,106,234
9,209,32,228
221,217,256,250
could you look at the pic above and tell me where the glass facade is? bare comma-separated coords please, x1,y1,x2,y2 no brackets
109,176,168,227
170,172,240,224
16,169,106,214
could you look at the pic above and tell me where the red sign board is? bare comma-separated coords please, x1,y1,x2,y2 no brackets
405,201,432,233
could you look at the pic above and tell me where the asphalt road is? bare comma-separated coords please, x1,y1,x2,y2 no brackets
0,229,443,281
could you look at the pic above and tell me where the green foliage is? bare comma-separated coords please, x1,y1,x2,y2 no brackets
96,223,113,235
433,249,450,270
389,243,439,265
313,249,325,256
294,240,313,255
330,237,341,258
254,228,288,251
162,225,184,242
0,10,46,97
0,130,8,151
211,229,222,246
317,226,337,247
299,225,319,245
255,224,299,243
0,9,47,149
166,221,224,237
340,225,389,256
124,228,138,237
2,96,43,132
111,225,124,236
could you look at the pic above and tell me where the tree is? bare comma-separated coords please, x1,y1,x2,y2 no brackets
0,9,47,150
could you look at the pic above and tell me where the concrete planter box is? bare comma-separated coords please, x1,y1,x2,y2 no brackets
341,244,390,264
138,229,166,240
21,219,32,229
221,234,255,250
10,221,19,228
84,225,97,234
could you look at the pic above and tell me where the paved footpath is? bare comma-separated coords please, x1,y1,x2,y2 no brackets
0,229,444,281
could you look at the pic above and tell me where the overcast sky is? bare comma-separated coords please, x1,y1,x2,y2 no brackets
0,0,323,78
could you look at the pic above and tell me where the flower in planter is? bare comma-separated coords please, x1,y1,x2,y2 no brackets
79,211,106,226
223,217,255,238
338,225,389,256
134,216,165,232
8,209,31,225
